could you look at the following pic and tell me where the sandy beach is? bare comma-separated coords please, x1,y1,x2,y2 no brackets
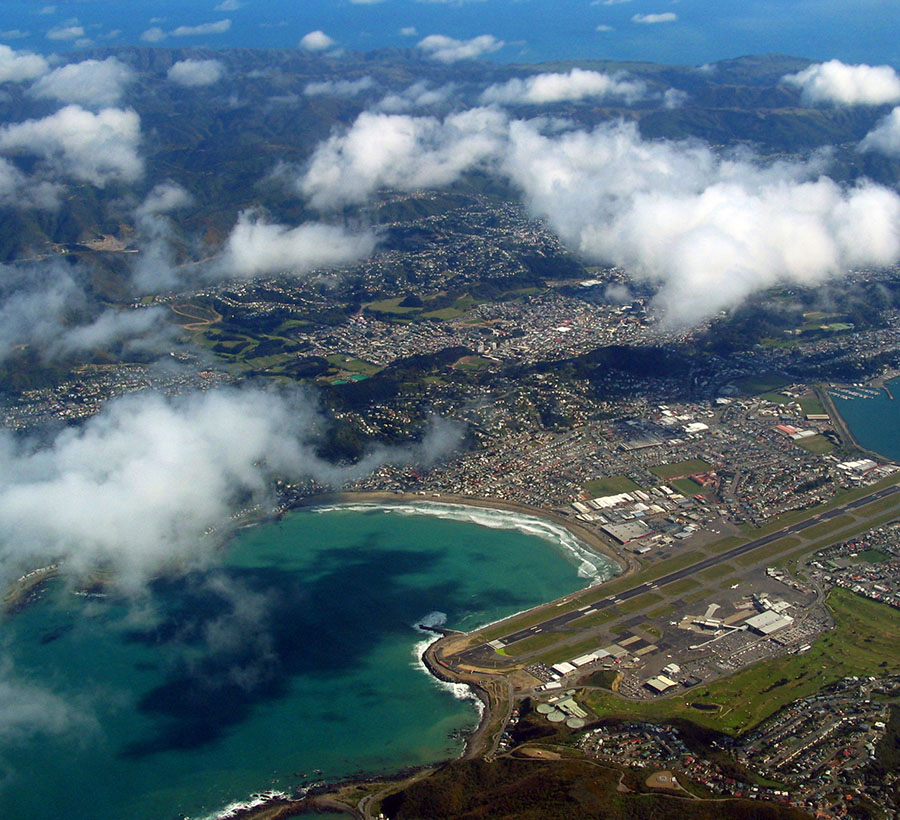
297,490,632,578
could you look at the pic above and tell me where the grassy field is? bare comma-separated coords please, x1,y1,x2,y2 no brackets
585,588,900,735
661,577,702,597
453,356,494,371
615,591,664,614
670,477,703,496
799,395,827,416
325,354,382,375
860,548,893,563
801,515,855,541
649,460,712,479
734,373,791,395
760,392,793,405
696,564,735,581
422,294,479,319
645,603,679,618
585,476,642,498
705,535,747,554
365,297,420,314
735,536,802,567
504,630,571,656
795,434,835,454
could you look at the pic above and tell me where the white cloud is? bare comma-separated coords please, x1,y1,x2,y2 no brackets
502,119,900,323
782,59,900,106
632,12,677,23
140,26,166,43
167,59,225,87
0,386,459,590
0,664,96,746
0,105,143,186
217,211,376,278
171,19,232,37
136,181,194,220
595,25,614,32
300,107,508,209
0,261,169,360
29,58,135,107
0,157,61,209
130,183,195,292
215,0,243,10
46,19,84,40
350,0,385,4
304,76,375,97
663,88,688,109
480,69,649,105
375,80,456,112
299,30,336,52
299,108,900,324
54,307,169,355
593,0,632,4
0,30,30,40
860,107,900,155
0,44,49,83
417,33,504,63
399,26,418,37
38,5,56,15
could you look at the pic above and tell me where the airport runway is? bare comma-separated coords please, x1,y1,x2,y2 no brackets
492,485,900,648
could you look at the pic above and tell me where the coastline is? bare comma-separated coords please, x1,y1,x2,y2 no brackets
226,491,633,820
295,490,631,579
818,382,900,465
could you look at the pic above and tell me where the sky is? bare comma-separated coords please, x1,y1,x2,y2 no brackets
1,0,899,68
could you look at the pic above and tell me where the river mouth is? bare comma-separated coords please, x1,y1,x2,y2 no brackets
2,501,612,820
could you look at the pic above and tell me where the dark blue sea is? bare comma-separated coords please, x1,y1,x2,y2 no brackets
831,377,900,462
3,0,899,67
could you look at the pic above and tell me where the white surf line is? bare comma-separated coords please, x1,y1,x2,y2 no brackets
310,500,618,583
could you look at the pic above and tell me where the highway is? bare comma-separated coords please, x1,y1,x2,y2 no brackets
491,485,900,648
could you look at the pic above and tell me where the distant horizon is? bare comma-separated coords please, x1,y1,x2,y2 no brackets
3,0,899,69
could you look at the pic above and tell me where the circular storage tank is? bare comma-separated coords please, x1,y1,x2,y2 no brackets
566,717,586,729
535,703,553,715
547,710,566,723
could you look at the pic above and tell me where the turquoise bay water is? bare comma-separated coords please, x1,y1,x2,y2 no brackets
2,502,616,820
830,377,900,461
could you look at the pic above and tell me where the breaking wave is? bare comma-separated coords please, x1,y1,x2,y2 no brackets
191,791,290,820
311,500,619,582
414,610,448,632
411,635,484,718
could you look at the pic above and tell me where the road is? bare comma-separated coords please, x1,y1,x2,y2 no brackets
491,485,900,648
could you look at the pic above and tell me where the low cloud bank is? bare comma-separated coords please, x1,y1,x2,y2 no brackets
29,57,134,106
167,59,225,87
299,110,900,324
480,69,649,106
0,105,143,186
0,260,170,361
215,211,377,279
782,60,900,106
0,387,460,591
417,34,503,63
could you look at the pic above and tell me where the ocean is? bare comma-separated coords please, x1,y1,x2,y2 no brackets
1,501,617,820
3,0,899,68
830,377,900,462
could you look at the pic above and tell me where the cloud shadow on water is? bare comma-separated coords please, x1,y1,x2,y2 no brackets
117,536,524,759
